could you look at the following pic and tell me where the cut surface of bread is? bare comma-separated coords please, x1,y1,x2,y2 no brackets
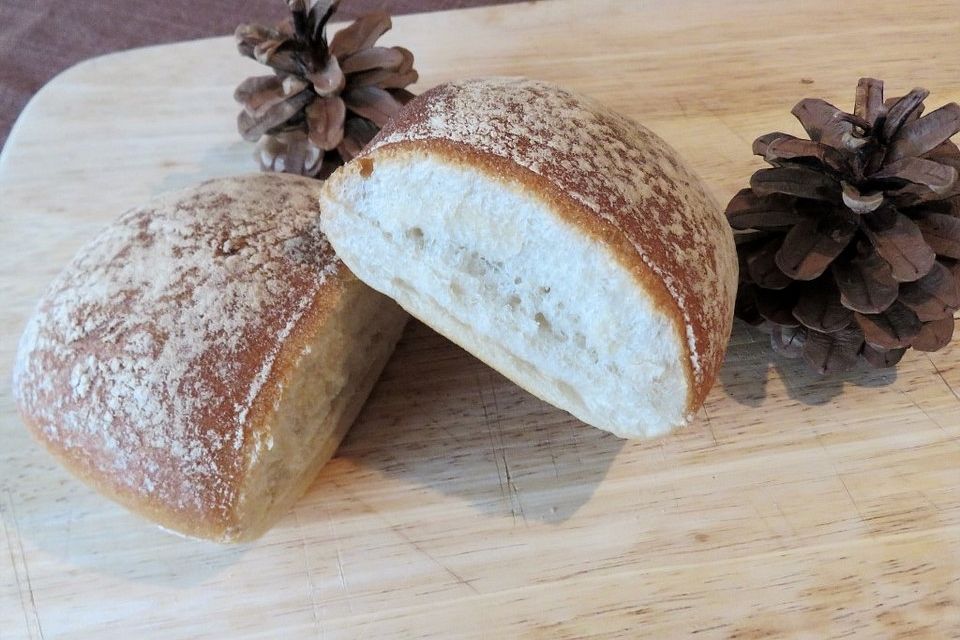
320,78,738,438
324,150,684,437
13,174,407,542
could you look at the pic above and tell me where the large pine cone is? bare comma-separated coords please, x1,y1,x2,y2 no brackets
728,78,960,374
234,0,417,178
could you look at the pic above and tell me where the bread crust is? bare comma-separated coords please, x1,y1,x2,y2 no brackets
354,78,738,415
12,174,384,541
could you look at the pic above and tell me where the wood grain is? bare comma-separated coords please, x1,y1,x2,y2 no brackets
2,1,960,637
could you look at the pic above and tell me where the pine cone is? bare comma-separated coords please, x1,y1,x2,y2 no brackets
727,78,960,374
234,0,418,178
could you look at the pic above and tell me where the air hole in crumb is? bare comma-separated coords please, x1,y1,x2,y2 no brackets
514,277,523,285
539,286,551,295
574,333,586,349
462,253,487,276
391,277,412,291
506,295,521,310
534,312,551,333
358,157,374,177
450,281,464,299
405,227,425,250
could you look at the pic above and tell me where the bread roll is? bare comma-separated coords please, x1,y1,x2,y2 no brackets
320,77,737,438
12,174,407,542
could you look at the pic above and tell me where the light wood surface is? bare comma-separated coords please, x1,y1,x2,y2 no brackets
2,1,960,637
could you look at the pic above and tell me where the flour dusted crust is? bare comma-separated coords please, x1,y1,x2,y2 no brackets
13,173,406,541
368,77,738,412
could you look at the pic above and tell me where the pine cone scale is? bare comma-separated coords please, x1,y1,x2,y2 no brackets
803,328,862,375
305,96,346,150
238,89,315,142
886,102,960,163
898,262,960,321
342,86,404,127
912,317,955,351
862,213,937,282
337,117,378,161
915,212,960,258
329,12,392,58
871,157,958,196
879,89,928,143
340,47,406,74
791,98,857,149
775,215,855,280
831,252,898,314
862,344,905,368
727,190,804,230
855,302,922,350
305,55,345,97
793,281,853,333
854,77,884,123
751,166,841,202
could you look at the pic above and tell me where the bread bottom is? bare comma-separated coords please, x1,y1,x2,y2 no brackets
322,150,689,438
228,285,407,542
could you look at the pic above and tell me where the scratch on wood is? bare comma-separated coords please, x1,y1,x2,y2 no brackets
926,354,960,403
750,502,785,549
814,435,870,529
702,405,720,447
341,486,480,596
837,474,869,527
392,525,480,595
292,509,326,637
699,99,751,146
895,385,960,452
476,373,527,525
490,378,527,526
774,502,798,539
500,449,527,526
657,443,682,511
320,498,355,617
2,490,45,640
476,375,509,510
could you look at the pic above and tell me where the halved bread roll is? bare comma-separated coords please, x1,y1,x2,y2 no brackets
320,77,737,439
13,174,407,542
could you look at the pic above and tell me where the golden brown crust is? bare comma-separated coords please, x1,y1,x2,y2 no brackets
12,174,349,539
363,78,738,413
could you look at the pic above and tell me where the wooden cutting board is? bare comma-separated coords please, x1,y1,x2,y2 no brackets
2,1,959,637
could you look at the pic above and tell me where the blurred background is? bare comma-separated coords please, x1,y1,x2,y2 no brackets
0,0,523,151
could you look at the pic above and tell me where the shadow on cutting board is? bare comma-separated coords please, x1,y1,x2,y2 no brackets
1,460,250,588
718,322,898,408
2,321,622,587
332,320,625,525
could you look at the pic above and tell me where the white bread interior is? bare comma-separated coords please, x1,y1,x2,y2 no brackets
321,152,688,439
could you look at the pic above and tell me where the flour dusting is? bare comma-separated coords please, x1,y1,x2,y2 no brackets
13,174,340,519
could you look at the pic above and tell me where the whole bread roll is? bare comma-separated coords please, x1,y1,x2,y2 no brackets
13,174,407,542
320,77,737,439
